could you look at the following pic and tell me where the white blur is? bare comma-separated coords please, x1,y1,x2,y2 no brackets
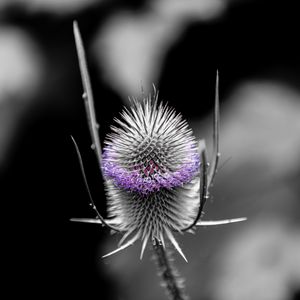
93,0,225,98
0,0,100,15
0,26,44,168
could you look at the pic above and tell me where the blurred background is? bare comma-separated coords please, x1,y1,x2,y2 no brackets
1,0,300,299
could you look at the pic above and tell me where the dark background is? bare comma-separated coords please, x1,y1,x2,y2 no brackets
1,0,300,299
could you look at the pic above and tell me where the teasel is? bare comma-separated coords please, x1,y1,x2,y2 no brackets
71,21,246,300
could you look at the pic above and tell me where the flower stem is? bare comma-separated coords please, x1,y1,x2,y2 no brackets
153,239,188,300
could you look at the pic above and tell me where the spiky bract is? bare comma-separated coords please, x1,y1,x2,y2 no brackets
105,176,199,258
102,93,200,259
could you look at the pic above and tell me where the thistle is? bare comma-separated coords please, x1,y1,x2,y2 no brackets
101,94,201,261
71,21,246,300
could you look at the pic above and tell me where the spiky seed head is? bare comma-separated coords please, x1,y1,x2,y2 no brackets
102,92,200,259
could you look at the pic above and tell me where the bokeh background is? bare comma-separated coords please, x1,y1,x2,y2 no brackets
1,0,300,299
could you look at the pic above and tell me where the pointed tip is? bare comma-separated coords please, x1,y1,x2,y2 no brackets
181,253,188,263
216,69,219,84
215,71,219,100
231,217,247,223
152,83,156,92
118,228,135,247
70,218,102,224
102,241,132,259
102,250,117,259
73,20,83,51
165,230,188,263
70,135,77,150
102,231,140,259
73,20,79,34
140,236,149,260
197,217,247,226
73,21,82,55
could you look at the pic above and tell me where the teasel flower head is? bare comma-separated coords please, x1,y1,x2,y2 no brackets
102,92,200,260
102,95,200,195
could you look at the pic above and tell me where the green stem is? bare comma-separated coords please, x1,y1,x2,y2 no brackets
153,239,188,300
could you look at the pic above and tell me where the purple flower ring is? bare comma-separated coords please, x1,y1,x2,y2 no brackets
103,149,199,194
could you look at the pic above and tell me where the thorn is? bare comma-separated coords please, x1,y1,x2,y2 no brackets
118,228,135,247
70,218,102,224
140,235,149,260
197,217,247,226
102,232,140,259
102,243,132,259
165,229,188,263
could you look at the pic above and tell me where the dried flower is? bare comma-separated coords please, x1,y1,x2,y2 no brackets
102,93,201,260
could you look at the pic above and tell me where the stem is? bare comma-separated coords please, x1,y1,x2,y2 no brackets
152,239,188,300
